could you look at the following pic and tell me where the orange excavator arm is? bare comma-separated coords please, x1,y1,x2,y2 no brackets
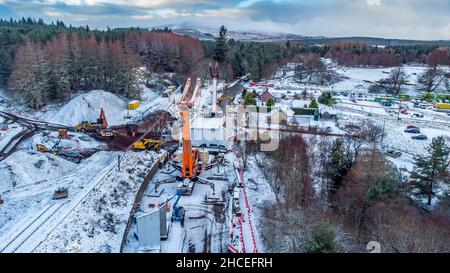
100,108,108,129
180,110,197,178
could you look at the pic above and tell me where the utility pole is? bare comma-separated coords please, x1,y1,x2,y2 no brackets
381,120,386,148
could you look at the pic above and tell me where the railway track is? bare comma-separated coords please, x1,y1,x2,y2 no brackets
0,201,68,253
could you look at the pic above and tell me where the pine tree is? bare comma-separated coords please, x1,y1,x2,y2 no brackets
309,98,319,109
318,91,334,106
244,92,256,106
325,139,352,198
414,136,450,205
266,97,275,108
302,223,340,253
214,25,228,62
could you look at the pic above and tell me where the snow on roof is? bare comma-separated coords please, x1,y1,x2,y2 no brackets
320,105,337,115
279,105,294,117
291,99,310,109
191,116,224,129
258,90,274,102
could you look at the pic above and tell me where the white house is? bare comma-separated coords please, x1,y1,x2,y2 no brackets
190,115,229,151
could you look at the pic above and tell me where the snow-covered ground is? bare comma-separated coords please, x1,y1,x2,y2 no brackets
40,89,172,127
31,151,161,253
0,123,24,151
0,151,119,250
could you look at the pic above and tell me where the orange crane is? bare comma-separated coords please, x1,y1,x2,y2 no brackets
179,109,199,179
177,78,192,107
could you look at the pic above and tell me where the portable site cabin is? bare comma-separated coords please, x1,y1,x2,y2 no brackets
128,100,140,111
135,205,168,253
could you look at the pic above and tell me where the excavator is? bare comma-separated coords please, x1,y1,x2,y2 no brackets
36,138,62,155
74,108,115,139
97,108,115,139
74,121,94,132
133,138,164,151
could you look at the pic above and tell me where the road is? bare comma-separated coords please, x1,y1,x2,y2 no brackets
0,110,75,161
335,104,450,130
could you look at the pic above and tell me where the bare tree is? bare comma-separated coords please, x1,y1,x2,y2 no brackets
418,66,446,93
381,67,408,96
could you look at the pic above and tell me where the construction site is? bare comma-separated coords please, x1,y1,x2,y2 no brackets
0,61,264,253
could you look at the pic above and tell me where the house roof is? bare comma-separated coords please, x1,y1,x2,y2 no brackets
320,106,337,115
259,90,274,102
291,99,310,109
280,105,295,117
191,116,224,129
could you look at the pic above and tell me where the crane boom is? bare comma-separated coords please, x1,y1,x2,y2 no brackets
188,78,202,107
179,109,198,178
180,78,192,102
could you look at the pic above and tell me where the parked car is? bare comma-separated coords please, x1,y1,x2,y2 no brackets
406,125,419,129
385,149,402,158
404,128,420,134
412,134,428,140
413,113,424,118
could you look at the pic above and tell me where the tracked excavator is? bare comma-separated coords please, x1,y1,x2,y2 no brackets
133,138,164,151
97,108,115,139
74,108,115,139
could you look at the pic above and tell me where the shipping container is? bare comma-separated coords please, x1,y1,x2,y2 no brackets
128,100,140,110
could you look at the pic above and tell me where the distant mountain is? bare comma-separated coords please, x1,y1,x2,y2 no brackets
151,22,306,42
144,21,450,46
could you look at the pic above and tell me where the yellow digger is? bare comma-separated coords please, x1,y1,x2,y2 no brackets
36,138,62,155
74,121,93,132
133,138,164,151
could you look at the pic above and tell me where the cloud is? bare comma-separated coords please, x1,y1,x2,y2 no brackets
1,0,449,40
366,0,381,6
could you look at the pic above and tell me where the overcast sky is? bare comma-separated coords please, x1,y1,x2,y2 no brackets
0,0,449,40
